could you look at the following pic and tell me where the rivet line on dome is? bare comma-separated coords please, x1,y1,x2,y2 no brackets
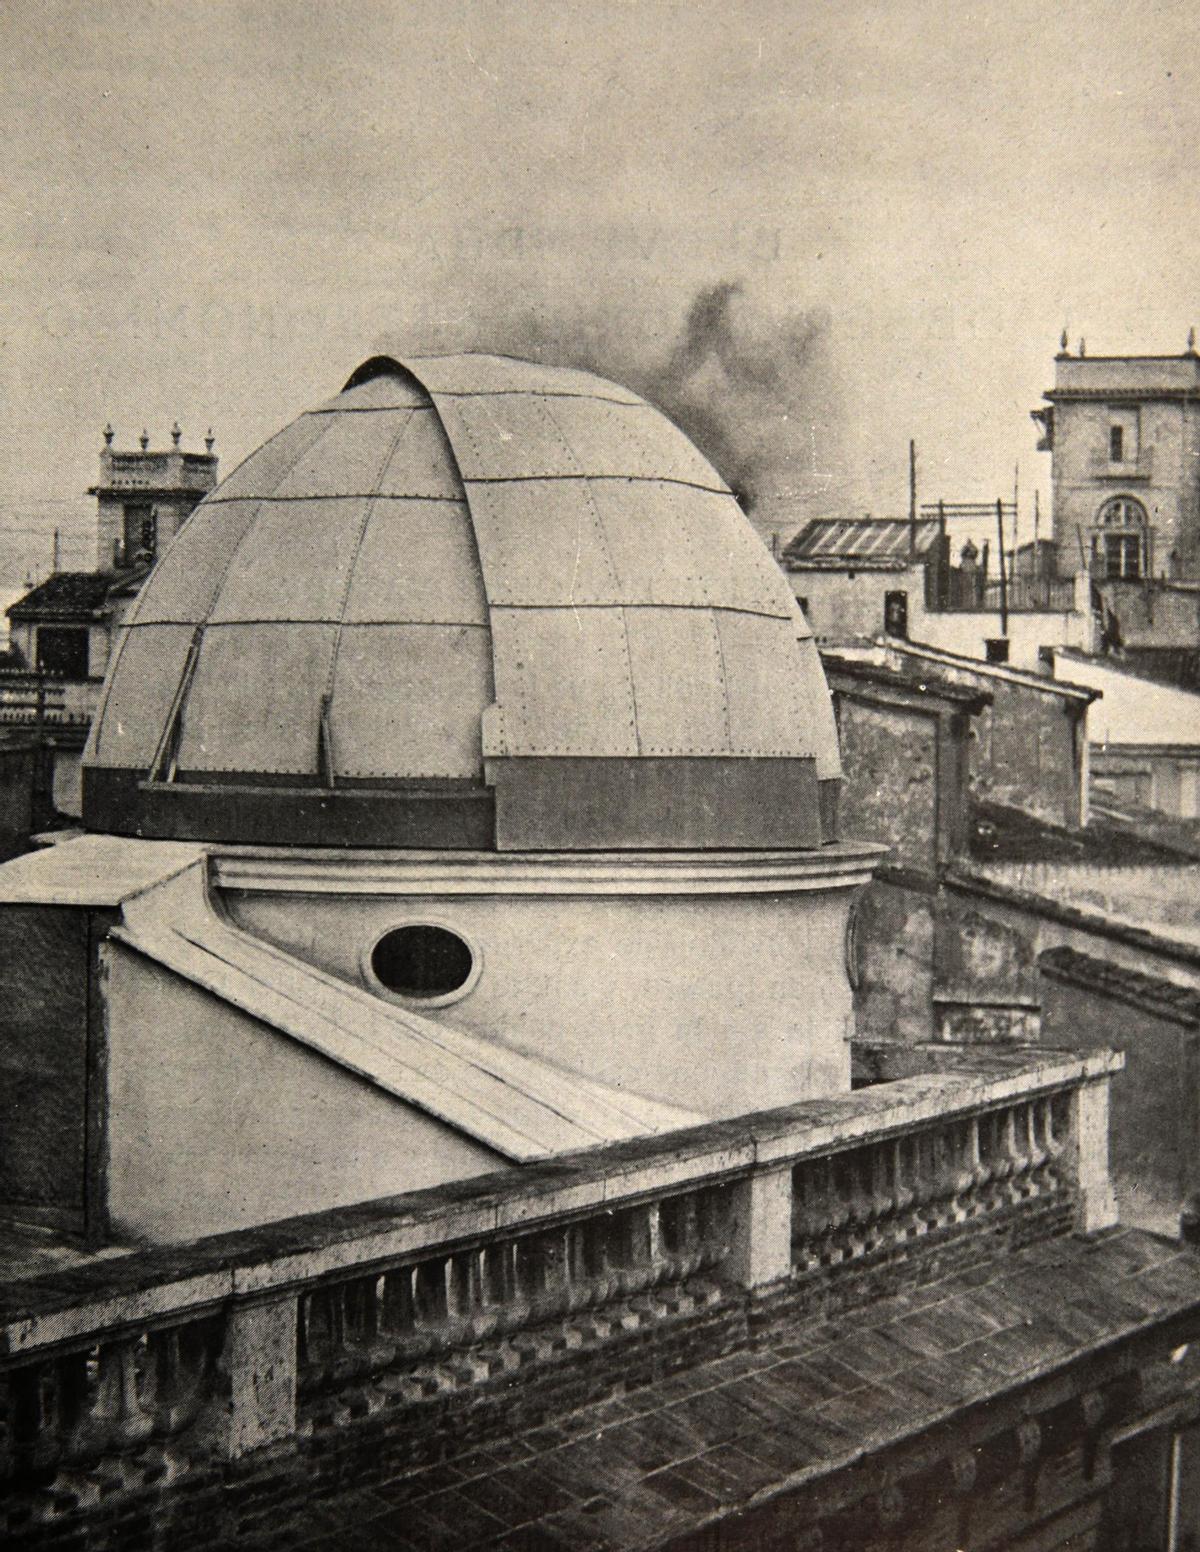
462,472,731,496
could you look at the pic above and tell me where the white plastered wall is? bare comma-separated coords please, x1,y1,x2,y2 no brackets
103,942,500,1243
221,884,857,1119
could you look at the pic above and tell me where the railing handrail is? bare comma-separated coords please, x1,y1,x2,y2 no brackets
0,1043,1119,1363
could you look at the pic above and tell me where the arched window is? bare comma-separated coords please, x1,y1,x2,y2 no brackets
1093,496,1148,580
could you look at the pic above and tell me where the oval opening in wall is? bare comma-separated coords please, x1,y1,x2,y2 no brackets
368,923,476,1004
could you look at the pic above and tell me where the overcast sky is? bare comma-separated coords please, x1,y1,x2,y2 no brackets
1,0,1196,583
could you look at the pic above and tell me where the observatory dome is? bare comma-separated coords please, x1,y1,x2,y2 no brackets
82,353,839,849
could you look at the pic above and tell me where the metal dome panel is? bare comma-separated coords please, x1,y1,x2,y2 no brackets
176,623,336,776
715,610,814,758
86,624,197,769
487,607,638,758
395,353,645,403
463,479,621,608
623,608,730,755
207,497,371,623
329,624,491,780
206,414,331,505
374,408,465,500
312,373,431,413
341,499,486,625
588,480,790,617
271,409,417,500
124,499,263,627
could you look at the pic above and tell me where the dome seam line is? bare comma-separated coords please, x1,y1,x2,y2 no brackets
538,396,640,756
321,410,420,737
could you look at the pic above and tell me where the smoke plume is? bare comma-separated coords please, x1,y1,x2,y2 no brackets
388,278,851,548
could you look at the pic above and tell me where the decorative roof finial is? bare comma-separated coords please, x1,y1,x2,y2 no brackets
139,428,149,450
1188,326,1196,355
1078,337,1086,358
171,420,182,446
103,422,114,447
205,427,215,453
1060,327,1069,353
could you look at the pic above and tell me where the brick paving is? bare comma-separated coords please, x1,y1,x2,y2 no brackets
286,1228,1200,1551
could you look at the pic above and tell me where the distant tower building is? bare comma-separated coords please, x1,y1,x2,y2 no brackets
3,424,217,819
91,420,218,570
1032,335,1200,581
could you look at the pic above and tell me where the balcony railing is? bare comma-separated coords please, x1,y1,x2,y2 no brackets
0,672,102,728
0,1042,1120,1543
928,573,1078,614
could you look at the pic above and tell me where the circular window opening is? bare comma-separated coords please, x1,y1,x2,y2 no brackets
369,924,474,1001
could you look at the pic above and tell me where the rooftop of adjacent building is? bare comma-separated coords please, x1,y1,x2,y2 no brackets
782,516,942,573
260,1228,1200,1552
5,566,149,623
1046,333,1200,400
830,635,1100,706
88,422,217,496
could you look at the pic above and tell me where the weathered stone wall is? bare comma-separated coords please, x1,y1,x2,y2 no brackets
969,676,1081,827
852,879,937,1043
0,904,91,1231
102,943,501,1243
1040,948,1200,1232
834,700,938,873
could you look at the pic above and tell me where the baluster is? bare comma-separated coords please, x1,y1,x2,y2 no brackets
70,1336,154,1458
920,1128,951,1228
791,1158,822,1265
1001,1106,1032,1203
1023,1102,1048,1195
838,1150,863,1256
892,1137,915,1217
909,1131,937,1229
896,1134,929,1239
697,1185,733,1272
11,1351,85,1474
1038,1096,1064,1188
868,1141,895,1248
583,1212,619,1301
150,1323,213,1437
660,1193,700,1281
948,1120,978,1222
414,1256,448,1334
563,1223,592,1313
645,1200,663,1283
806,1154,841,1264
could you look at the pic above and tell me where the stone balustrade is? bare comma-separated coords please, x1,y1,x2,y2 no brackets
298,1184,736,1406
791,1090,1068,1272
0,1042,1121,1541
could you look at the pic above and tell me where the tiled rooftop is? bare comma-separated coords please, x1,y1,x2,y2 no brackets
783,517,940,571
284,1228,1200,1552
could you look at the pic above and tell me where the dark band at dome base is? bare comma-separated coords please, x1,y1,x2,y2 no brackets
82,761,840,851
82,768,496,850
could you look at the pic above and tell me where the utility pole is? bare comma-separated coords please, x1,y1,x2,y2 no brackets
996,498,1009,636
52,529,60,573
908,440,917,558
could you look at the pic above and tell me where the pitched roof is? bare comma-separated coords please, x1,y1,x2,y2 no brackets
782,517,940,571
7,572,116,620
6,567,148,621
